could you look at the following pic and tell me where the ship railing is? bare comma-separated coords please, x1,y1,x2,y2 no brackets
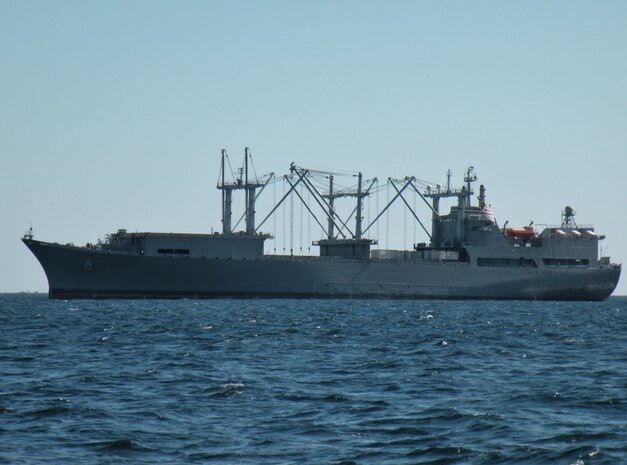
543,224,594,230
423,187,467,197
264,253,448,264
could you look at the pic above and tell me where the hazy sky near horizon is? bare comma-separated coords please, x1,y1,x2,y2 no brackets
2,1,626,294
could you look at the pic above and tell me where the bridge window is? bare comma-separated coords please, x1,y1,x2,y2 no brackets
157,248,190,255
542,258,588,266
477,257,537,268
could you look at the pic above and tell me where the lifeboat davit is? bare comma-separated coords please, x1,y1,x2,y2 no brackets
505,226,535,238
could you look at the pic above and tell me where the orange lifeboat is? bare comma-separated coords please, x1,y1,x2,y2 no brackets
505,226,535,238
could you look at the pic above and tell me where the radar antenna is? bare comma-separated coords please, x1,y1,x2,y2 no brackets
561,205,577,229
478,185,486,209
463,166,477,207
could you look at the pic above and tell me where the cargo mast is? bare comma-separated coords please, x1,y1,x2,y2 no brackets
219,149,235,234
327,175,335,239
218,148,270,236
244,147,256,235
355,172,363,239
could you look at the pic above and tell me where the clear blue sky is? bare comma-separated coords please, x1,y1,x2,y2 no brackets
2,1,626,294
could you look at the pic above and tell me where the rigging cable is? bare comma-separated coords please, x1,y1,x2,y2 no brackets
366,190,370,238
404,191,407,249
290,186,294,255
226,151,235,181
299,183,303,253
386,181,390,249
273,179,277,253
282,179,286,253
376,180,380,247
413,189,417,246
307,188,311,252
248,149,258,181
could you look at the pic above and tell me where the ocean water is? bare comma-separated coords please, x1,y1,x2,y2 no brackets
0,295,625,465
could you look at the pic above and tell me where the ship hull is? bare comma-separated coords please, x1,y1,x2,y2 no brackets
23,239,621,301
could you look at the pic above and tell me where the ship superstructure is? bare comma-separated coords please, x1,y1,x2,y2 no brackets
23,149,620,300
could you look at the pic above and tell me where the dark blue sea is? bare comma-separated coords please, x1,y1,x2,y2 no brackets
1,295,625,464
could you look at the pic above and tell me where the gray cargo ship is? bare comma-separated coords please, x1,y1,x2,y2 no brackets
23,149,620,300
